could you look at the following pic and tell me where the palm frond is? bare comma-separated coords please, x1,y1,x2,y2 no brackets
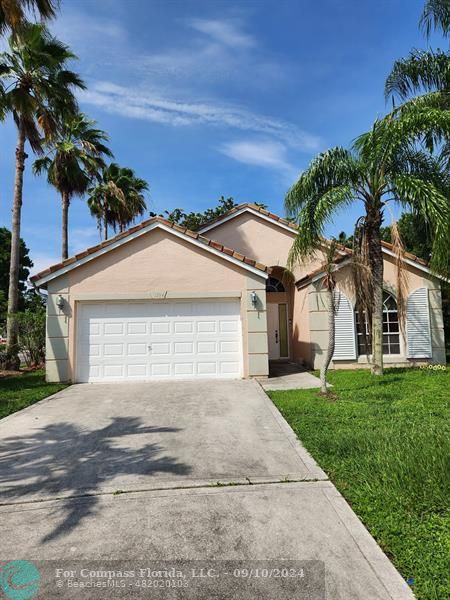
392,174,450,273
420,0,449,38
385,49,449,101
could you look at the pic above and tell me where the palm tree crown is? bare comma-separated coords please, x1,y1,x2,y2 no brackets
0,0,58,34
385,0,449,104
88,163,149,239
33,113,113,258
0,23,84,149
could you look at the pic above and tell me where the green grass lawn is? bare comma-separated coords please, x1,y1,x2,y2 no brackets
268,368,449,600
0,369,67,420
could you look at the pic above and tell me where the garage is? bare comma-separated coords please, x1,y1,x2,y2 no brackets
76,300,243,382
31,217,270,383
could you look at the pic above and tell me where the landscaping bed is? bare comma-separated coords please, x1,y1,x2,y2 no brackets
268,367,449,600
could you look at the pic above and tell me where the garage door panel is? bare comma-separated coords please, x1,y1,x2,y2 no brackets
197,321,216,333
127,364,147,378
76,301,242,382
151,322,170,334
127,322,147,335
127,343,147,356
151,342,171,355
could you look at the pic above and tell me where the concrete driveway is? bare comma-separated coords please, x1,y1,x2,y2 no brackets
0,380,412,599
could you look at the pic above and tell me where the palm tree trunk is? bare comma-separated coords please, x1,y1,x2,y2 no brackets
6,123,27,369
104,214,108,240
367,203,384,375
61,191,70,260
320,288,336,393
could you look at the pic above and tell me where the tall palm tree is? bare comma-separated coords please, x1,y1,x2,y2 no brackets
88,163,148,239
285,114,449,375
0,0,57,34
33,114,113,259
0,23,84,366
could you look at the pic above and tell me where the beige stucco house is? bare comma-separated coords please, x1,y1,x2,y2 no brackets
31,203,446,383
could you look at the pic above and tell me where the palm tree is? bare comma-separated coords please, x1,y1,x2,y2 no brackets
0,23,84,366
0,0,57,33
319,239,338,394
385,0,449,106
33,114,113,259
88,163,148,239
285,114,449,375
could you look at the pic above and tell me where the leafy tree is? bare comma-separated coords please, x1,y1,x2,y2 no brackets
0,227,32,322
153,197,268,232
33,113,112,259
0,0,57,34
0,23,84,365
285,115,450,375
88,163,148,239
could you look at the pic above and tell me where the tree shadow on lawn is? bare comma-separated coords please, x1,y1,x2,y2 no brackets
0,417,191,542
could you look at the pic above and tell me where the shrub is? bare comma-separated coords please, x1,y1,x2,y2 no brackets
16,309,46,367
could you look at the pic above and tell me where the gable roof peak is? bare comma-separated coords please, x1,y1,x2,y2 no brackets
198,203,298,234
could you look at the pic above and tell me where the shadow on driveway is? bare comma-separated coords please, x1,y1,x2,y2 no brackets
0,417,191,542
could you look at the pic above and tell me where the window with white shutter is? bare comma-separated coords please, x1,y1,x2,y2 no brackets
406,287,432,359
332,290,356,360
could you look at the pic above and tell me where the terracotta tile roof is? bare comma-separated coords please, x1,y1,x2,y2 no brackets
199,203,299,232
295,241,430,287
380,240,428,265
30,216,272,284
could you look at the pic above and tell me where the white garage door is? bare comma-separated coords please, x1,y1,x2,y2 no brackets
76,300,242,382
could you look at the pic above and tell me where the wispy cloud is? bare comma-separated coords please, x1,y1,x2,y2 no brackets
219,139,298,176
81,81,320,152
69,227,100,254
187,18,256,48
29,252,60,277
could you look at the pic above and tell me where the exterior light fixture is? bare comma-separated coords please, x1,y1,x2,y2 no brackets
250,291,258,308
56,295,65,310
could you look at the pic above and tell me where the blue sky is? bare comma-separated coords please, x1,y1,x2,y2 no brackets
0,0,436,275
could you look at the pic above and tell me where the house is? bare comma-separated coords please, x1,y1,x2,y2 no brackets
31,203,446,383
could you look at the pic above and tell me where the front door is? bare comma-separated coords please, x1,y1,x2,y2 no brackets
267,303,289,360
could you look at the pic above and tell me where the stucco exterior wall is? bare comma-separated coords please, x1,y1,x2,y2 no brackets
45,229,269,382
204,212,296,268
305,256,446,369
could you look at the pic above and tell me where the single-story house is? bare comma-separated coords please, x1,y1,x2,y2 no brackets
31,203,446,383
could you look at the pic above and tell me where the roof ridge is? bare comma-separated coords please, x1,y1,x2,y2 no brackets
198,203,298,232
30,215,271,284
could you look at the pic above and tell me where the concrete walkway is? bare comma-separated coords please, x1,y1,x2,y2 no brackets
0,380,412,599
260,362,322,391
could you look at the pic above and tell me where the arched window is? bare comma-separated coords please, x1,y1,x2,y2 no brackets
266,277,285,292
355,292,400,355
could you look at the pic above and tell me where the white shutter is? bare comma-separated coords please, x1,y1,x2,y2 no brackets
406,288,432,358
332,290,356,360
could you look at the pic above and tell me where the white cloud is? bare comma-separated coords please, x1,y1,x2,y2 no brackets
81,81,321,152
187,18,256,48
219,139,298,176
52,12,127,47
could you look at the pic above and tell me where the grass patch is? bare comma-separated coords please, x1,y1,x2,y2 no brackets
268,368,450,600
0,369,68,420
